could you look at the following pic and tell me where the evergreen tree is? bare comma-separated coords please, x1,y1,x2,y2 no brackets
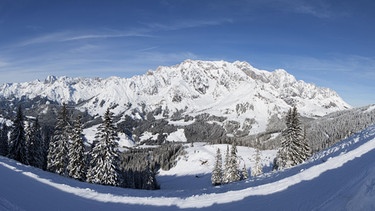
211,148,223,186
241,163,249,180
289,107,311,165
25,121,32,150
41,125,53,170
67,115,86,181
275,108,294,170
47,103,71,176
274,107,311,170
8,106,29,165
300,126,312,161
27,118,44,168
223,145,230,184
227,142,240,183
0,124,9,156
251,148,263,177
273,147,287,170
86,108,121,186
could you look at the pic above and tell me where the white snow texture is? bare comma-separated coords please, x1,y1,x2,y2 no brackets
1,123,375,210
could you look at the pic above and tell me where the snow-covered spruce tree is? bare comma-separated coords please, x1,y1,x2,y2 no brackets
0,123,9,156
67,115,86,181
223,145,230,184
211,148,223,186
86,108,122,186
226,142,240,183
27,118,44,169
274,107,311,170
25,121,32,149
251,148,263,177
241,163,249,180
47,103,71,176
289,107,311,165
41,125,53,170
8,106,29,165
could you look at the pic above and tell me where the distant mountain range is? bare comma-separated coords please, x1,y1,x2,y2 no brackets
0,60,351,145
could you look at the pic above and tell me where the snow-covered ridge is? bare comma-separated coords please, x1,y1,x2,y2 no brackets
0,60,350,133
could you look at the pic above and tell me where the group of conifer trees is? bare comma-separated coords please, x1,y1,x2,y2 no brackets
211,142,249,186
211,106,311,186
0,106,46,169
0,104,158,189
46,104,88,181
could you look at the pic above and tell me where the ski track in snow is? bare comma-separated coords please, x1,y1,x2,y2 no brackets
1,125,375,210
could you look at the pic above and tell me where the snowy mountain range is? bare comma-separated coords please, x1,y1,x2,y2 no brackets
1,60,375,210
0,60,350,144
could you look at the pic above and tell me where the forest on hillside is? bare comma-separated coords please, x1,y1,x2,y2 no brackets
1,102,375,189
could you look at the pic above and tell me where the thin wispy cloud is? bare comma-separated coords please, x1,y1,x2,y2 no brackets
144,18,233,31
62,32,152,41
259,0,334,19
293,4,331,18
135,46,160,52
16,30,152,47
17,31,70,47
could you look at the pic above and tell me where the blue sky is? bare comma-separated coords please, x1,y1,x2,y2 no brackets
0,0,374,107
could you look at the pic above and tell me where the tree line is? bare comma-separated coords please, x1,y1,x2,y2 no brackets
0,104,159,190
0,104,314,188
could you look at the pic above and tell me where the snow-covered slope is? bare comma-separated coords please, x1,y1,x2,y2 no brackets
1,123,375,210
0,60,350,135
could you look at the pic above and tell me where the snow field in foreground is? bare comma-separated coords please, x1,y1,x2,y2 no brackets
1,124,375,210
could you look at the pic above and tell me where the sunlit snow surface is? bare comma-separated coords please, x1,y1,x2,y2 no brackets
0,60,351,136
2,125,375,210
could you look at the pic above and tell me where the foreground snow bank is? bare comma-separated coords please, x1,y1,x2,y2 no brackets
1,125,375,210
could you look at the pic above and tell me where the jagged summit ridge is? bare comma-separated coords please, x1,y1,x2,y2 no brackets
0,60,350,134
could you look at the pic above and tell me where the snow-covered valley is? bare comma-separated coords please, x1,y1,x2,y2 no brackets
2,123,375,210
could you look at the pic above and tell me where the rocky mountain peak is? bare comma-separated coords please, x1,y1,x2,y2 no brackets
44,75,58,84
0,60,350,137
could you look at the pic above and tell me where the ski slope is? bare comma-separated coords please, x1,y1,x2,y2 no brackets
2,124,375,210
